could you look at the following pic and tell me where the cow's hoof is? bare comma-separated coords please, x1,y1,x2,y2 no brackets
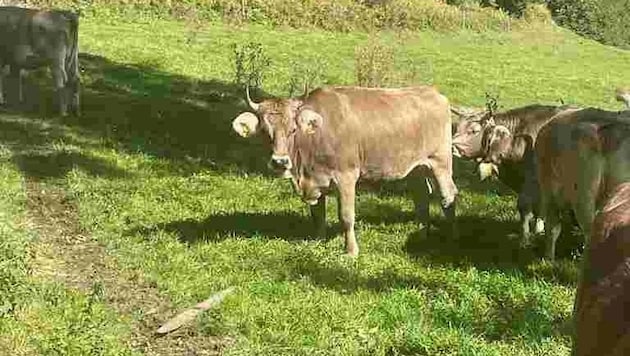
345,248,359,258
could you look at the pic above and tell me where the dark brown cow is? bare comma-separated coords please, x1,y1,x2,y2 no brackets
452,104,579,246
573,183,630,356
0,6,80,116
232,86,457,256
535,108,630,260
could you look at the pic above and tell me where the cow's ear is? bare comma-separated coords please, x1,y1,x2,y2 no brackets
298,109,323,135
232,112,260,138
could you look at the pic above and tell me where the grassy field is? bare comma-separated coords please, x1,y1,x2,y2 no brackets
0,10,629,355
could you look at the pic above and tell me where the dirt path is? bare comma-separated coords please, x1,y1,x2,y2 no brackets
25,179,232,355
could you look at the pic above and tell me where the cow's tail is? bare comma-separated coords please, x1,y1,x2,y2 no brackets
63,10,80,84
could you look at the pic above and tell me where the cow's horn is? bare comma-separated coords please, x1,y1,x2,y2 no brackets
303,83,309,99
246,86,260,112
450,106,466,117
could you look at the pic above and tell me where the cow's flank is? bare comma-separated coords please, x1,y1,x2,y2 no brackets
573,183,630,356
535,108,630,260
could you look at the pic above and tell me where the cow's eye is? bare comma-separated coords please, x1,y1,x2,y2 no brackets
471,128,480,135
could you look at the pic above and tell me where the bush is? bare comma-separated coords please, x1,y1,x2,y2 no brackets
355,36,396,87
19,0,520,33
522,3,551,24
286,57,329,97
547,0,630,48
231,41,272,90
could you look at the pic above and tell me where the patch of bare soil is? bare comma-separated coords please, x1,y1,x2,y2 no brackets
25,180,233,355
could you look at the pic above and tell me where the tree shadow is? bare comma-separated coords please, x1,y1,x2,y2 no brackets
13,150,127,180
0,111,128,180
11,53,274,177
132,212,342,244
282,243,571,344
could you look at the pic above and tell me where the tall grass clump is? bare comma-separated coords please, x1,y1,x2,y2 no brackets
232,41,272,91
355,36,396,87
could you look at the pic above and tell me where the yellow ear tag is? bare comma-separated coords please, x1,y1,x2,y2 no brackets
478,162,498,181
240,123,251,137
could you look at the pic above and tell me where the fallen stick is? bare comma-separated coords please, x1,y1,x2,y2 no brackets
156,287,235,335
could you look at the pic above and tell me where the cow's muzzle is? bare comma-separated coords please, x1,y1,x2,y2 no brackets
269,155,293,178
452,145,462,158
302,191,322,206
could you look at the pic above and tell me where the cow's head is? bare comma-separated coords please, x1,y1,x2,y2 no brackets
451,107,495,159
481,124,512,165
231,87,323,179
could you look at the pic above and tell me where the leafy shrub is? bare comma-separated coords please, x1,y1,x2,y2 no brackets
522,3,551,24
548,0,630,48
231,41,272,90
286,56,329,97
355,36,396,87
20,0,518,33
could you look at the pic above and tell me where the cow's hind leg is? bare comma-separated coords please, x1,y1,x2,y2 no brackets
336,171,359,257
518,194,534,247
68,75,80,117
431,162,458,240
409,168,431,240
310,194,327,239
540,192,562,261
51,61,68,117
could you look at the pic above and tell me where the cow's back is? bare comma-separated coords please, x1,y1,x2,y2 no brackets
0,7,33,51
0,6,72,64
303,86,450,179
574,183,630,356
535,109,629,208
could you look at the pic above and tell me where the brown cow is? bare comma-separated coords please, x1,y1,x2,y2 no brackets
573,183,630,356
535,108,630,260
452,104,579,246
232,86,458,256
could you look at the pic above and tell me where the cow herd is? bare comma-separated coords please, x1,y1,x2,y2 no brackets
232,84,630,355
1,4,630,355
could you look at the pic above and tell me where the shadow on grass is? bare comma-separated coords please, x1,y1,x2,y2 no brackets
5,51,519,204
0,110,129,180
13,151,128,180
134,212,341,244
4,53,274,179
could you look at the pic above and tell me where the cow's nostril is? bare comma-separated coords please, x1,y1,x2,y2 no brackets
271,157,289,169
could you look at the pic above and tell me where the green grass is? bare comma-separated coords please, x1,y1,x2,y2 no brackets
0,144,135,355
1,10,629,355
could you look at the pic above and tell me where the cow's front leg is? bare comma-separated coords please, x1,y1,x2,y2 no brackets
518,194,534,247
8,66,22,105
0,65,5,106
336,172,359,257
310,194,327,239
